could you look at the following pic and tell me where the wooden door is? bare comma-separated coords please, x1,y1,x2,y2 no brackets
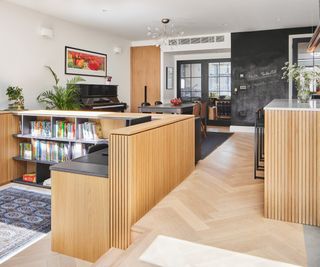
131,46,160,112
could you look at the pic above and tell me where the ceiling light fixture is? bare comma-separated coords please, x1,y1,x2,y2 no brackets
147,18,184,47
307,0,320,52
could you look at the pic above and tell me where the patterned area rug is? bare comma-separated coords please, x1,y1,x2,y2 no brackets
0,187,51,263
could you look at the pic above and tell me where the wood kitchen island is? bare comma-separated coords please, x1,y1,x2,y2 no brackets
264,99,320,226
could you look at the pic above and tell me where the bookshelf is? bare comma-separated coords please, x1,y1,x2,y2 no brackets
12,111,150,189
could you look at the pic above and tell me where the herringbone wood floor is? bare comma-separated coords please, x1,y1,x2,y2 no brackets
109,133,307,267
1,133,307,267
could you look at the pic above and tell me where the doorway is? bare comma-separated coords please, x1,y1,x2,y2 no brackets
292,37,320,98
177,59,231,125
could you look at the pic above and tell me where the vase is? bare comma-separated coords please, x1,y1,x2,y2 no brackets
297,90,311,103
8,103,24,110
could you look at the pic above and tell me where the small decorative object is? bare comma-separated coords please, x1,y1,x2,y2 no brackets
106,76,112,85
6,86,25,110
166,67,174,89
282,62,320,103
37,66,85,110
65,46,107,77
170,98,182,106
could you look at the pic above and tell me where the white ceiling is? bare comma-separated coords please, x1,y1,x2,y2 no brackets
6,0,320,41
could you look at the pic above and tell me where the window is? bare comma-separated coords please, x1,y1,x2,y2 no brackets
208,62,231,98
179,63,202,102
177,59,231,102
297,42,320,93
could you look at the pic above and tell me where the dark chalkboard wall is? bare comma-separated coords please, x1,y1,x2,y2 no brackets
231,27,313,126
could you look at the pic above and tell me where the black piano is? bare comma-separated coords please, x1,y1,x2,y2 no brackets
78,84,127,112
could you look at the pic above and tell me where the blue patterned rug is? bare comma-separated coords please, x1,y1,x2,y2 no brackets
0,187,51,263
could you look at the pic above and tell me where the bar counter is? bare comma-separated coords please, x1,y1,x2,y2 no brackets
264,99,320,226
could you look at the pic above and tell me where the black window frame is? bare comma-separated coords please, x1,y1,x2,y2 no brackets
177,58,231,102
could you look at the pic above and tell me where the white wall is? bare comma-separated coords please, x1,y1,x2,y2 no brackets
161,53,176,102
0,1,131,109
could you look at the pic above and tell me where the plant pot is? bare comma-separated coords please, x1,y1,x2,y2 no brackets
297,90,311,103
8,103,24,110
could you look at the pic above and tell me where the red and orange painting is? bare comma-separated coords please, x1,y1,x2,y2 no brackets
65,46,107,77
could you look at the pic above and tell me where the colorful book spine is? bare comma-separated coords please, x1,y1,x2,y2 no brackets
30,121,51,137
78,122,99,140
54,121,75,139
19,142,32,160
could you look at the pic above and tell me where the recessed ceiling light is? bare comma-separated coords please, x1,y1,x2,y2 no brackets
276,18,281,22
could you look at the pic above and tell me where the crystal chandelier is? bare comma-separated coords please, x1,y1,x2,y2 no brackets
147,18,184,47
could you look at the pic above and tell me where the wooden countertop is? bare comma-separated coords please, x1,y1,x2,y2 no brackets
110,114,194,136
13,110,151,120
0,110,16,114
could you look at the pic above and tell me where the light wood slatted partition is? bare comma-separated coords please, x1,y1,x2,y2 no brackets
51,114,195,262
109,116,195,249
265,109,320,226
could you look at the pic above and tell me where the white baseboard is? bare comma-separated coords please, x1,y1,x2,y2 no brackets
230,125,255,133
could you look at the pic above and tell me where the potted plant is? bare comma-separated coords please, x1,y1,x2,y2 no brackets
6,86,25,110
37,66,85,110
282,62,320,103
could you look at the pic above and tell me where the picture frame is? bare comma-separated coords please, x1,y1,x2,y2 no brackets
166,67,174,89
65,46,107,77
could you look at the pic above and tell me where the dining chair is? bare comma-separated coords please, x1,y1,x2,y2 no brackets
193,101,207,138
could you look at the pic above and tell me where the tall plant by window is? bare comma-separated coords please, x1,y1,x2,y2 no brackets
37,66,85,110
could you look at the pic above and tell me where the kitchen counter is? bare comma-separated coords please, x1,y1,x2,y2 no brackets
264,99,320,111
50,148,108,177
264,100,320,226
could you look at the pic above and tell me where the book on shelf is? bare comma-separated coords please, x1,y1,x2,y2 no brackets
53,120,75,139
22,173,36,183
78,122,102,140
19,141,87,163
19,142,32,160
30,121,51,137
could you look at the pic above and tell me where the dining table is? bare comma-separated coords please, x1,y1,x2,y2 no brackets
138,103,195,114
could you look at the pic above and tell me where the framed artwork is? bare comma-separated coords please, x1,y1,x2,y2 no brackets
65,46,107,77
166,67,174,89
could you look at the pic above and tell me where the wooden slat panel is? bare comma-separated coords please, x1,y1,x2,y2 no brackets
265,109,319,226
109,117,195,249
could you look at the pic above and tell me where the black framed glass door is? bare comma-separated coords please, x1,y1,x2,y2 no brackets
177,59,231,102
177,61,203,102
292,37,320,98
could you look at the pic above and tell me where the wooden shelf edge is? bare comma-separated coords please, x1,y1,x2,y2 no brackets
12,178,51,189
13,134,108,144
13,156,57,165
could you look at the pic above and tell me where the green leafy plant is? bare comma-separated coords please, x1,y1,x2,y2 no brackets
6,86,24,109
37,66,85,110
282,62,320,91
282,62,320,102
